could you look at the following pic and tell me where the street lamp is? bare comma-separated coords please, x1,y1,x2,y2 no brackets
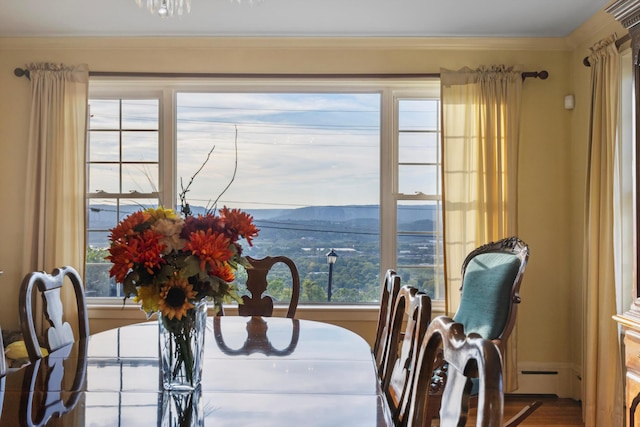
326,249,338,302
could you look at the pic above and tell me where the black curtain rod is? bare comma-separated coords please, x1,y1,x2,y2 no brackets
13,69,549,81
583,33,631,66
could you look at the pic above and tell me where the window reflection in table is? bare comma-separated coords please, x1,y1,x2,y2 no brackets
0,317,393,427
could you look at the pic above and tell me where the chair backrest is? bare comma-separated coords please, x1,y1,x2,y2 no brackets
237,256,301,318
19,266,89,361
0,325,6,377
0,325,5,422
381,285,432,425
410,316,504,427
373,269,402,377
453,236,529,351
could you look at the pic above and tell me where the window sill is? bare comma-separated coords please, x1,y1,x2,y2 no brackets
87,300,445,321
87,302,382,321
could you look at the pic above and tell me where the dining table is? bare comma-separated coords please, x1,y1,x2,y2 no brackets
0,315,393,426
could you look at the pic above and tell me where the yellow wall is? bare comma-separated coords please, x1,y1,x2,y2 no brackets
0,11,628,398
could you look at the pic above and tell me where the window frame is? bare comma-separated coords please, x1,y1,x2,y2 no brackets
87,77,442,307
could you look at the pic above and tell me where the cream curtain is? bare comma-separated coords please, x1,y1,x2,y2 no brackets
582,36,623,426
22,63,89,338
441,65,522,391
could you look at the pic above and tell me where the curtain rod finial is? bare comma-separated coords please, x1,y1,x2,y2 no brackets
14,68,30,79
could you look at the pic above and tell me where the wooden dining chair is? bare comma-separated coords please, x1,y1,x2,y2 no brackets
235,256,301,318
409,315,504,427
426,237,539,426
373,269,402,377
19,266,89,362
0,325,6,421
0,325,6,378
381,285,432,425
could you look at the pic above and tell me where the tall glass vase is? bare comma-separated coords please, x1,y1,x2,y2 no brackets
158,299,207,391
160,387,203,427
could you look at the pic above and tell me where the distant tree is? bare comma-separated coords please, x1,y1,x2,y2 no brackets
300,278,327,302
85,247,113,297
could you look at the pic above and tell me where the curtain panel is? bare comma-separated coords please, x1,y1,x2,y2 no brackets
582,36,623,427
440,65,522,391
22,63,89,339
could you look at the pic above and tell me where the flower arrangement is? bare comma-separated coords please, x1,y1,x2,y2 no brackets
106,203,259,390
107,206,259,318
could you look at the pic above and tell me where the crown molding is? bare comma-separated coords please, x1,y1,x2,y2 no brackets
606,0,640,30
565,8,627,49
0,36,570,52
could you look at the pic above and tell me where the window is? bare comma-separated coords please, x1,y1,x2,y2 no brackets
394,96,444,300
86,79,442,304
615,49,635,313
86,97,161,298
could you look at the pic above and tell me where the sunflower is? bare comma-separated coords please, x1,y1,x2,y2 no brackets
158,276,198,320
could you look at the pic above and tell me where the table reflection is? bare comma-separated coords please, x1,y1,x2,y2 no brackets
213,316,300,356
19,338,88,426
0,317,392,427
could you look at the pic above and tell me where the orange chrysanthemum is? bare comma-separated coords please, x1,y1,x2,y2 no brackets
106,243,137,284
210,262,235,283
132,229,167,274
158,276,197,320
219,206,260,246
185,229,233,271
108,210,151,244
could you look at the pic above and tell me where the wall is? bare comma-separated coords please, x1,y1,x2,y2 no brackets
0,31,611,397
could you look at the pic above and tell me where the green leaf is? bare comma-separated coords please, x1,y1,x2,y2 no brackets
182,255,201,278
158,264,177,282
123,271,139,298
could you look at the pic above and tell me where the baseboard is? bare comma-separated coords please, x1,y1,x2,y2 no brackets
513,362,581,400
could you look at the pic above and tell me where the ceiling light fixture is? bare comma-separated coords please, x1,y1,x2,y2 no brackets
136,0,262,18
136,0,191,17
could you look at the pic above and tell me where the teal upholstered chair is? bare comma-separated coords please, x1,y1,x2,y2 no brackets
452,237,529,352
425,236,541,426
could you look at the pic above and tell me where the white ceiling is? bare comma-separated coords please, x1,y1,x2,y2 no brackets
0,0,610,38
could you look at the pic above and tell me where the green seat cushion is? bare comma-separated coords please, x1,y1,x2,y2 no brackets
453,252,521,340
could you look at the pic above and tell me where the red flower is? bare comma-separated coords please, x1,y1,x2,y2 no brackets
180,213,224,239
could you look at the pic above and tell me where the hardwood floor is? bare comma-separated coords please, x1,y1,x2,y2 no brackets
503,395,583,426
465,395,583,426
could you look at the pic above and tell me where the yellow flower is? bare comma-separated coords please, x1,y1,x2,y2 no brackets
146,207,178,221
158,276,198,320
134,283,161,314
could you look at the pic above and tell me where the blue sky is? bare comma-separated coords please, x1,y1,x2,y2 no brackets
175,92,381,210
